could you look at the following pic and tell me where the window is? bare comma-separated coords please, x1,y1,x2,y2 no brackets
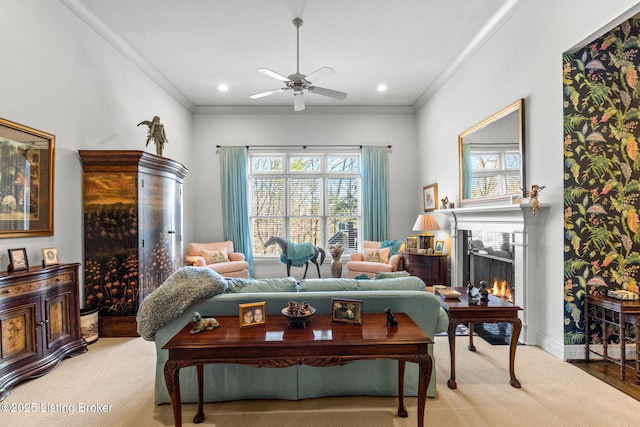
469,147,520,198
249,152,360,256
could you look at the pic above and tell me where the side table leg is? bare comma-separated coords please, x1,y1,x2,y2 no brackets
447,319,457,389
468,321,476,352
621,318,627,381
194,364,205,423
508,318,522,388
397,361,407,418
635,316,640,385
164,360,183,427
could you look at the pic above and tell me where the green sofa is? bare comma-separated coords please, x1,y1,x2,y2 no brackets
151,274,448,404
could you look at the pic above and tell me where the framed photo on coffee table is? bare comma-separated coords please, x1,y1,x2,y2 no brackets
331,298,363,325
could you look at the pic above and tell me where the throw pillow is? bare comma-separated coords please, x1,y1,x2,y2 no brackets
380,240,403,256
364,247,390,263
374,270,410,279
201,248,228,264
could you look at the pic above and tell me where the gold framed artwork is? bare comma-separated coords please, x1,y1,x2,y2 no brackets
239,301,266,327
41,247,59,266
423,183,438,212
331,298,363,325
0,117,55,238
434,240,445,254
8,248,29,272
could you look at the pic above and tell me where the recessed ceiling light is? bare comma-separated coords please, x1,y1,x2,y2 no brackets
218,83,229,92
377,84,387,92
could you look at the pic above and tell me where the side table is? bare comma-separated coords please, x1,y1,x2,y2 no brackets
584,294,640,383
438,287,522,389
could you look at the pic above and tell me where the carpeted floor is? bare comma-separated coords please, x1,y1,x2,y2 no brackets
3,336,640,426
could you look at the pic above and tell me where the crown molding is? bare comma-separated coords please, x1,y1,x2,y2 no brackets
59,0,195,112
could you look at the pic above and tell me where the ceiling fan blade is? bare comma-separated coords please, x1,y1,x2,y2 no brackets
305,66,335,83
293,92,305,111
250,88,287,99
308,86,347,100
257,68,290,82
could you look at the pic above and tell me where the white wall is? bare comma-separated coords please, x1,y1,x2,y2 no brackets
191,109,419,278
0,2,192,289
415,0,640,358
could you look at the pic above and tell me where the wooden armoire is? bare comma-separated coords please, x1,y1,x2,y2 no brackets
79,151,188,337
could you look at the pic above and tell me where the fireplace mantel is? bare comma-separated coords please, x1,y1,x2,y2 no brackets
438,203,548,234
438,203,549,344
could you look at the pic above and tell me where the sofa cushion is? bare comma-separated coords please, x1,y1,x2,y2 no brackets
201,248,228,264
364,247,390,263
224,277,298,293
298,278,359,292
373,270,410,279
356,276,427,291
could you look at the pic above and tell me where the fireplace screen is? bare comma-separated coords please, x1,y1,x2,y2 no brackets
465,231,515,302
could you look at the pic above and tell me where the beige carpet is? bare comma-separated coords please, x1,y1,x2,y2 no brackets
2,336,638,427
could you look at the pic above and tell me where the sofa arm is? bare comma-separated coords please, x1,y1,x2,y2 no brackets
228,252,246,261
185,255,206,266
388,254,402,271
350,253,364,261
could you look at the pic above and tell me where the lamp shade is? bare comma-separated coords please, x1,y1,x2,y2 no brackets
412,214,440,233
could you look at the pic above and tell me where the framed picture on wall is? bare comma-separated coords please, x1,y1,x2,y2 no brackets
423,183,438,212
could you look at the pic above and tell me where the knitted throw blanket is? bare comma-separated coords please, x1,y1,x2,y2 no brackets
279,241,315,267
136,266,226,341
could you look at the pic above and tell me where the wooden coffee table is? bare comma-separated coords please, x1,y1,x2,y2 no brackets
439,287,522,389
163,312,432,427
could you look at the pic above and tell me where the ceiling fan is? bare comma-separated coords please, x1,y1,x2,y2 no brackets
250,18,347,111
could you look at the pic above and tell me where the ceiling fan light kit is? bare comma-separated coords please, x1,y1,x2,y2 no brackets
250,18,347,111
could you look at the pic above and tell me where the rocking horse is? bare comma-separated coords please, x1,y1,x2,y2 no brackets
264,236,326,279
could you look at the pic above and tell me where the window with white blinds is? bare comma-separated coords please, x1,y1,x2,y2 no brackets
249,152,361,256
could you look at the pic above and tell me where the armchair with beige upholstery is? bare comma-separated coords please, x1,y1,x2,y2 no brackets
346,240,405,279
185,241,250,278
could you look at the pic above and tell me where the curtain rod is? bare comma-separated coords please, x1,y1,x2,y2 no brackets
215,144,391,149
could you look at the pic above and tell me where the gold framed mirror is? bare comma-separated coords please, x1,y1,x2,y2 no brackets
458,99,524,205
0,117,55,238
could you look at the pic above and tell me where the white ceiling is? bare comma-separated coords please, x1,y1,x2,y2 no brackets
62,0,517,111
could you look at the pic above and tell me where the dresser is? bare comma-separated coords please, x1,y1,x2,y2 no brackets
0,264,86,401
401,252,448,285
79,150,188,337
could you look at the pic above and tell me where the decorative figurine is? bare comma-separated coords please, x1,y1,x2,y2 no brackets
189,312,220,334
384,307,398,328
440,196,449,209
478,280,490,303
138,115,168,157
523,184,546,215
466,281,474,299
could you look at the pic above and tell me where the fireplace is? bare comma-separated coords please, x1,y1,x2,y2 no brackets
440,204,547,344
466,230,515,302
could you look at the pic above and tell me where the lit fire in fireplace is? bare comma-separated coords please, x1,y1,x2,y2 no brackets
490,279,513,302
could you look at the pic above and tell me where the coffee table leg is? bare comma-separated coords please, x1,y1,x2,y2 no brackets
417,356,432,427
194,364,205,423
508,318,522,388
397,361,407,418
468,322,476,352
447,319,457,389
164,360,183,427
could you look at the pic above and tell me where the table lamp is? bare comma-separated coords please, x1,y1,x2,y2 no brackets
412,214,440,251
